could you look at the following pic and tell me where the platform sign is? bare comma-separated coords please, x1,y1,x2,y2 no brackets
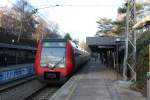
0,65,34,84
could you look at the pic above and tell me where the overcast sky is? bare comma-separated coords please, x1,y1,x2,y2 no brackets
0,0,124,42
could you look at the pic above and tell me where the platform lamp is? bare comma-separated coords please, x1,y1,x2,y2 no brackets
12,39,15,43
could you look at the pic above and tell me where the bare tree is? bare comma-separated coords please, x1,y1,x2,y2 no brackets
12,0,37,41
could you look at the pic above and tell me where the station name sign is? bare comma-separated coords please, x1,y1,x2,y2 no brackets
0,66,34,84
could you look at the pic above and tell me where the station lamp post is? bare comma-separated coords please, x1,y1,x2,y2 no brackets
12,39,15,43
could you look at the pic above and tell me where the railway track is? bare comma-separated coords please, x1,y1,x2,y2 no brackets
24,86,59,100
0,75,37,92
0,76,46,100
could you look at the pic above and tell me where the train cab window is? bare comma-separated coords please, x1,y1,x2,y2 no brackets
40,41,66,68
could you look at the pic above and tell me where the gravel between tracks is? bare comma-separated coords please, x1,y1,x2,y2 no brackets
27,86,59,100
0,79,45,100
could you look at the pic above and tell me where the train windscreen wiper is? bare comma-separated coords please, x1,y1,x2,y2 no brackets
51,57,64,69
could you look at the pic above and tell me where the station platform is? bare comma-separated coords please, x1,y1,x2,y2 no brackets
49,61,146,100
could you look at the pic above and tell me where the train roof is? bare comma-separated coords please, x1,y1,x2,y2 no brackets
0,43,36,51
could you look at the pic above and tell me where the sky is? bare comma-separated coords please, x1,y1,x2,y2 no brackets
0,0,124,42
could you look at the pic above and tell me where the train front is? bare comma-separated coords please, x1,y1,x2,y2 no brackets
34,39,70,84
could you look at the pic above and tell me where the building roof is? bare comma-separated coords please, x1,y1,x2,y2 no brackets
86,36,125,52
86,36,125,46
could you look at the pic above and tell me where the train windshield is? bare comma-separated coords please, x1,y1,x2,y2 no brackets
40,41,66,68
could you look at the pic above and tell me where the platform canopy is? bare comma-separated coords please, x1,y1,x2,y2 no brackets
86,36,125,52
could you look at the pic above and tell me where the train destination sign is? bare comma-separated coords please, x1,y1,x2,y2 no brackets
43,42,66,48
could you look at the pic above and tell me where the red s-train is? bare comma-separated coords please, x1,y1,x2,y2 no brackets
34,39,90,84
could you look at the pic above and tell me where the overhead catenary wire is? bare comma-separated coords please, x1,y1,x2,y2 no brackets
6,0,49,22
5,0,44,41
6,0,25,13
6,0,123,38
7,0,54,30
36,4,122,10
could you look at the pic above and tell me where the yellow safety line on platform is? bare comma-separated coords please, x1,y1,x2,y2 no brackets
65,74,83,100
64,83,77,100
